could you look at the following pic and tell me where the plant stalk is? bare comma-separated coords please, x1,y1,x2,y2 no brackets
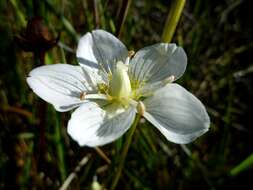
162,0,186,43
110,114,141,190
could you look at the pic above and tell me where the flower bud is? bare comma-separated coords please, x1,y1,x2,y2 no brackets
15,16,59,64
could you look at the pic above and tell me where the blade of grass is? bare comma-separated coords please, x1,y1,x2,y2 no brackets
61,16,79,41
59,154,91,190
47,103,67,183
54,111,67,182
82,1,95,31
97,0,106,29
59,41,67,63
93,0,100,28
1,105,33,119
139,125,157,154
116,0,132,38
10,0,26,27
230,153,253,176
44,0,79,42
95,147,111,164
180,145,216,190
20,141,34,190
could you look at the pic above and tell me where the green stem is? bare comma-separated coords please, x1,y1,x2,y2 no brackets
110,114,141,190
162,0,186,43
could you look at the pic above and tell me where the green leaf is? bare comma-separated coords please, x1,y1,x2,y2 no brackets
230,153,253,176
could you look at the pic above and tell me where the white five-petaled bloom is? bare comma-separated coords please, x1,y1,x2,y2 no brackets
27,30,210,147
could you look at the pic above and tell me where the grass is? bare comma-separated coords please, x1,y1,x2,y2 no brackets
0,0,252,189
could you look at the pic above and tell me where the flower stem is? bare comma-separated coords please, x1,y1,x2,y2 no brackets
110,114,141,190
162,0,186,43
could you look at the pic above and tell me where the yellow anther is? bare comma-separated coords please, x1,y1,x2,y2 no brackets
97,83,109,94
79,92,86,100
128,50,135,58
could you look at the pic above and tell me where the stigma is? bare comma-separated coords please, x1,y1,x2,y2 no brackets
109,61,132,101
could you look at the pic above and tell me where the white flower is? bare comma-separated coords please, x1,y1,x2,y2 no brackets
27,30,210,147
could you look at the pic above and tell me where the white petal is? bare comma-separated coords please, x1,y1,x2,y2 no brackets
129,43,187,85
76,30,128,73
143,84,210,144
27,64,103,112
76,32,99,69
67,102,136,147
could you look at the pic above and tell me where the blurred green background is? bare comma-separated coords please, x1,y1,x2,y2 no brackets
0,0,252,189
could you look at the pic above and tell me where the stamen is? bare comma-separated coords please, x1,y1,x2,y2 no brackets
106,95,113,101
128,50,135,58
79,92,86,100
125,50,135,65
137,101,145,116
164,75,175,84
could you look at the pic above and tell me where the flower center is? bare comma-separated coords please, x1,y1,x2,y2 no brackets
109,61,132,102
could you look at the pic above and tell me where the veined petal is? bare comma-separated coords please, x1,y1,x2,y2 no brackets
143,84,210,144
76,32,99,69
77,30,128,73
67,102,136,147
129,43,187,88
26,64,104,112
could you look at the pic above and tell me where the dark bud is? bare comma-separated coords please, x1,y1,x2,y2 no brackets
15,16,59,64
